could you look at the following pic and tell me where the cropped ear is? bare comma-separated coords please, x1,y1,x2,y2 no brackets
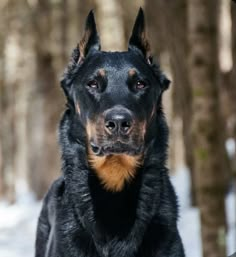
78,10,100,63
61,11,100,102
128,8,151,62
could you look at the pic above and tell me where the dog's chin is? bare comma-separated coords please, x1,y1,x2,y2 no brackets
90,141,143,157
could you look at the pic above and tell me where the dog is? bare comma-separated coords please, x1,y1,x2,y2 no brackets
35,8,185,257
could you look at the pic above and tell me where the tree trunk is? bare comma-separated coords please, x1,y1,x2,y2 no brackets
94,0,125,51
66,0,94,63
27,0,62,199
188,0,227,256
230,2,236,126
161,0,196,204
229,1,236,175
145,0,196,203
145,0,165,56
145,0,179,174
219,0,236,175
1,2,16,202
1,0,32,202
0,3,6,198
119,0,144,45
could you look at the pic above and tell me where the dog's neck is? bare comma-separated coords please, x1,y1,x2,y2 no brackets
88,148,142,192
59,107,167,221
59,107,168,185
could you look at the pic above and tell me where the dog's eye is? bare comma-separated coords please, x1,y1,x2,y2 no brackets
87,80,99,89
135,80,146,90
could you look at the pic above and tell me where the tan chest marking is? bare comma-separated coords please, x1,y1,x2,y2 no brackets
88,151,141,192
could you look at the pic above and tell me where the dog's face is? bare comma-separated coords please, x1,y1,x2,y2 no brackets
61,9,170,191
74,51,161,156
63,9,169,157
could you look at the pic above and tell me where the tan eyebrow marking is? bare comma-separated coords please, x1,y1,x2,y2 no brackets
128,68,137,77
97,68,106,77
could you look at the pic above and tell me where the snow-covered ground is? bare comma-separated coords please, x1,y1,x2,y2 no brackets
0,194,41,257
171,167,236,257
0,168,235,257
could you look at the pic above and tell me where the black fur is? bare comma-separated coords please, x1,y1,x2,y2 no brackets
35,8,185,257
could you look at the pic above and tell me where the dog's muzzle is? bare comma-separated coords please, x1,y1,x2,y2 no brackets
88,106,144,156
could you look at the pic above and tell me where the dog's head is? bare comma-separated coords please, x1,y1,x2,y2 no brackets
61,9,170,191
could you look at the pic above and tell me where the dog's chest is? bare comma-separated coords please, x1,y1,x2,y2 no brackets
51,208,138,257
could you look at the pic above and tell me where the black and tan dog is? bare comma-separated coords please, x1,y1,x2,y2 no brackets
35,8,185,257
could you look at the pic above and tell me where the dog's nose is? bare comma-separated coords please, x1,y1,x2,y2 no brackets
105,107,133,135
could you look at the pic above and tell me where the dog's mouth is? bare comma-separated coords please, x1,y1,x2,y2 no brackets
90,141,143,156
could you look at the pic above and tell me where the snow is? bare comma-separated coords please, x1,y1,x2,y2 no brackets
0,168,235,257
172,167,236,257
225,138,236,158
0,195,41,257
226,192,236,255
171,168,203,257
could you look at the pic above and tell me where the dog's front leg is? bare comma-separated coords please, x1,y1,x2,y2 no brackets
35,198,50,257
137,224,185,257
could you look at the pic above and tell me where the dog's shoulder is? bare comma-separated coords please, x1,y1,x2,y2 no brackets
45,176,65,203
40,177,65,224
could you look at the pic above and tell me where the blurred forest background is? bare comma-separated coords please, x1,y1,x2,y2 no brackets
0,0,236,257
